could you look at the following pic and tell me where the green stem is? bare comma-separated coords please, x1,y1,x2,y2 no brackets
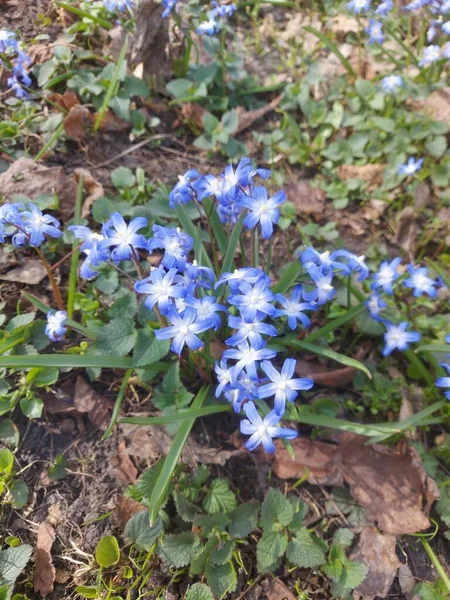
265,240,273,275
404,349,434,386
67,176,84,319
54,1,113,29
34,122,64,161
252,228,259,269
103,368,133,439
94,39,128,132
421,539,450,594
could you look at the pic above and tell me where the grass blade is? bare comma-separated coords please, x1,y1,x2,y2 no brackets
103,368,133,439
54,1,113,29
94,39,128,132
282,338,372,378
272,260,302,294
0,330,27,355
35,122,64,162
0,355,133,369
303,302,366,344
174,204,213,270
67,176,84,319
148,385,210,525
121,403,232,426
203,197,228,256
220,212,246,276
303,26,357,78
416,343,450,354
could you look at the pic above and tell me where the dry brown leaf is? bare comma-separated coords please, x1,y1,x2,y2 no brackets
115,440,138,485
330,14,360,38
235,95,283,135
0,260,47,285
63,104,90,142
73,168,104,218
74,377,111,431
349,527,401,598
272,438,344,486
115,496,146,529
309,367,356,387
337,164,384,191
121,420,240,467
49,89,80,112
28,44,54,64
262,577,297,600
414,182,433,209
0,158,78,220
34,523,56,598
398,564,416,595
394,206,418,261
130,0,170,79
284,179,326,217
362,198,387,221
273,434,439,535
182,102,207,130
54,570,71,584
409,87,450,127
87,109,130,132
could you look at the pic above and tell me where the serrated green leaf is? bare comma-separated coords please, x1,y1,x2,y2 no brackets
95,536,120,568
323,560,343,582
205,562,237,597
286,527,326,568
210,540,234,565
124,511,164,551
158,532,201,567
152,361,193,410
287,496,309,531
0,544,32,585
228,502,259,538
185,583,214,600
203,479,237,514
256,530,287,572
133,329,170,368
194,513,231,534
260,488,293,530
333,528,354,548
89,318,136,356
108,290,137,319
173,490,199,523
340,560,368,590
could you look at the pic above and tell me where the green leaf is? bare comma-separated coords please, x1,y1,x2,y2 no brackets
185,583,214,600
9,480,28,509
74,586,100,599
0,544,32,586
0,449,14,475
95,39,128,132
111,166,136,189
221,109,239,134
203,479,237,514
148,385,210,525
38,60,56,87
0,420,19,448
48,455,68,481
19,396,44,419
121,404,231,427
6,313,35,332
152,361,193,410
95,536,120,568
341,560,368,590
108,290,137,319
260,488,293,529
333,528,354,548
286,527,326,568
210,540,234,565
25,367,59,387
173,491,199,523
202,197,228,257
203,112,220,134
282,339,371,379
122,75,149,99
174,205,213,271
133,329,170,368
90,318,136,356
124,511,164,551
0,355,133,369
272,260,302,294
218,212,246,277
425,135,447,158
158,532,201,567
92,197,117,223
256,530,287,572
228,502,259,538
303,26,356,77
205,562,237,597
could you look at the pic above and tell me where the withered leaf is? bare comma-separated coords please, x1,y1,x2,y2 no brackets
49,89,80,112
87,109,130,132
349,527,401,598
115,496,146,529
394,206,418,261
34,523,56,598
63,104,90,142
283,179,326,217
337,164,384,191
262,577,297,600
72,168,104,218
409,87,450,127
0,259,47,285
235,95,283,135
114,440,138,485
74,377,111,431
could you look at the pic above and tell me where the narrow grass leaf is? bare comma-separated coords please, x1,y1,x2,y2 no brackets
303,26,357,78
103,368,133,439
220,212,246,276
94,39,128,132
121,403,232,426
272,260,302,294
203,197,228,256
0,355,133,369
54,1,113,29
174,204,213,270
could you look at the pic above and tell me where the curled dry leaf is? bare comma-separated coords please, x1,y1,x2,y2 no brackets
273,434,439,535
74,376,112,431
181,102,208,131
114,440,138,485
49,89,80,112
235,95,283,135
0,259,47,285
362,198,387,221
115,496,146,529
349,527,401,599
337,164,384,191
73,168,104,218
28,43,54,64
34,522,56,598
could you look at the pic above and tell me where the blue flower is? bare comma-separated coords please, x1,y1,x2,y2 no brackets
182,261,215,290
185,295,226,330
258,358,313,415
104,0,133,10
221,158,253,195
162,0,178,17
381,75,403,93
45,310,68,342
300,247,348,275
365,293,387,322
403,265,437,298
274,286,315,330
193,174,224,201
330,250,369,281
375,0,393,16
68,225,104,251
240,401,297,453
436,364,450,400
398,157,424,176
382,321,421,356
100,213,147,262
226,314,277,347
227,278,275,320
148,225,193,272
239,187,286,239
371,257,401,295
223,340,276,379
169,170,199,208
210,1,237,17
443,42,450,59
135,267,185,315
0,30,18,53
366,19,384,44
80,242,110,279
155,306,210,355
303,264,336,305
197,17,220,35
404,0,429,9
419,45,441,66
21,204,62,247
215,267,263,290
427,21,439,42
443,21,450,34
347,0,371,13
215,359,234,396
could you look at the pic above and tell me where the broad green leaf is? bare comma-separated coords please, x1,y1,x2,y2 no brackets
341,560,368,589
19,396,44,419
333,528,354,548
193,513,231,534
256,530,287,572
0,449,14,475
425,135,447,158
158,532,201,567
228,502,259,538
25,367,59,387
0,544,33,586
89,318,136,356
260,488,293,529
173,491,199,523
92,197,117,223
48,455,68,481
0,420,19,448
124,511,164,551
74,586,100,599
205,562,237,598
9,480,28,509
133,329,170,368
210,540,234,565
111,166,136,189
152,361,193,411
203,478,237,514
95,536,120,568
185,583,214,600
286,527,326,568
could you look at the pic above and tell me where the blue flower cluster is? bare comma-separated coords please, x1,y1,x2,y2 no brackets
103,0,133,10
436,335,450,400
196,1,237,36
45,310,68,342
0,30,32,99
0,203,62,247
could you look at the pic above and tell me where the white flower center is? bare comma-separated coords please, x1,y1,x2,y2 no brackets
179,325,189,335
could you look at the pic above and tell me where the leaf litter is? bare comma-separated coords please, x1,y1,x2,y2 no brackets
33,522,56,598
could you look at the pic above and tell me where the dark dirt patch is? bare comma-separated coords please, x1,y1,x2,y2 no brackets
0,0,61,42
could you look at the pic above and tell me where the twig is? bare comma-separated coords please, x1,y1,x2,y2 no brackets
89,135,171,170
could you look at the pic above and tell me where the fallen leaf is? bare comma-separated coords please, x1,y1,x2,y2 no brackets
28,43,54,64
284,179,326,217
235,95,283,135
409,87,450,127
362,198,387,221
87,109,130,132
115,496,146,529
74,377,111,431
272,438,344,486
0,158,78,220
262,577,297,600
330,14,360,38
349,527,401,598
273,434,439,535
73,168,104,218
114,440,138,485
308,367,356,387
54,570,71,584
337,164,384,191
414,182,433,210
394,206,418,261
63,104,90,142
34,522,56,598
49,89,80,112
398,564,416,595
121,420,240,467
0,259,47,284
182,102,207,130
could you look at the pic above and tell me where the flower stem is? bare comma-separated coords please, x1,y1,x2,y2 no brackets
35,247,64,311
421,539,450,595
